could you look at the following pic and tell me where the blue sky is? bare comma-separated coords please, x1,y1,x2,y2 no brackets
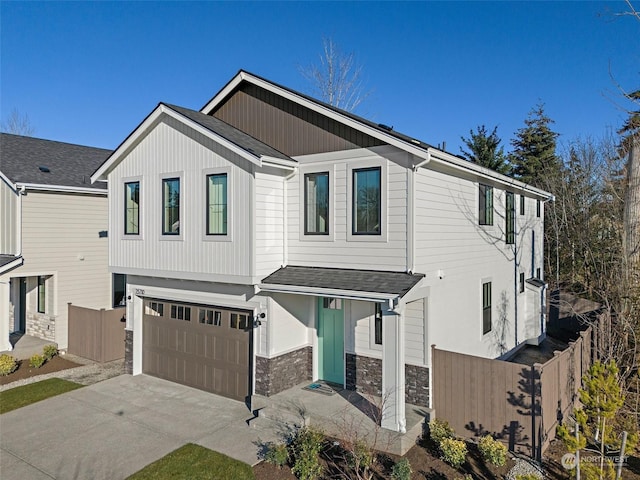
1,1,638,156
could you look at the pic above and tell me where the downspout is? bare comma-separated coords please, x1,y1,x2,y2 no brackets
282,168,298,267
410,151,431,273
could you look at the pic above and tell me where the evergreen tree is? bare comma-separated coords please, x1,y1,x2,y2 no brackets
508,103,561,188
460,125,510,174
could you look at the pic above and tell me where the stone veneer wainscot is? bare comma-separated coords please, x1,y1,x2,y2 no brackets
255,346,312,396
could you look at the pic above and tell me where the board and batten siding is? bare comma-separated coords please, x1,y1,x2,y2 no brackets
108,118,253,281
0,178,18,255
255,169,285,277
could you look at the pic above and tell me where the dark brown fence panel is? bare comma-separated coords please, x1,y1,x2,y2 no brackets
68,304,125,362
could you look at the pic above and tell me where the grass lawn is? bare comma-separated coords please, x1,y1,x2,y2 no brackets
0,378,83,414
127,443,254,480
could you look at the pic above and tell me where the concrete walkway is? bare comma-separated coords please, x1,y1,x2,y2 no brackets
1,334,56,360
0,375,283,480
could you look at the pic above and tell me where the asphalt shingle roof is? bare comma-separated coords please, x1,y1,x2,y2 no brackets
164,103,293,162
261,266,424,297
0,133,111,190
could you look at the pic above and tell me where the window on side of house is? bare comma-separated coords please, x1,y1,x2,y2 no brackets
352,167,381,235
162,177,180,235
479,184,493,225
113,274,126,307
505,192,515,244
536,268,541,280
374,303,383,345
520,194,525,215
206,173,227,235
304,172,329,235
519,272,525,293
536,199,541,217
124,181,140,235
37,276,46,314
482,281,492,334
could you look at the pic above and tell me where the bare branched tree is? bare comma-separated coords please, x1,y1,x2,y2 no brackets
299,37,371,112
1,108,35,136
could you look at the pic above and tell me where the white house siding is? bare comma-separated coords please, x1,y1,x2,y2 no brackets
0,178,18,255
266,293,313,357
108,118,253,281
404,299,425,366
414,165,542,360
286,147,408,271
255,169,285,277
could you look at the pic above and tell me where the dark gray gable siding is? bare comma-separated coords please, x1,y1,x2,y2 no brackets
262,266,424,297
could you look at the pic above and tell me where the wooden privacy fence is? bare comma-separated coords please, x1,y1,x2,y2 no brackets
67,303,126,363
432,327,593,460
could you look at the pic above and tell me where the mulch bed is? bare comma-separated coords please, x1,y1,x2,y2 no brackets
0,356,82,386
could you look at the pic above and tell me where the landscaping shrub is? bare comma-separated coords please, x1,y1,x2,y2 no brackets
439,437,467,468
29,354,46,369
290,426,324,480
478,434,508,467
264,442,288,469
429,418,455,445
42,344,58,360
391,458,412,480
0,354,18,376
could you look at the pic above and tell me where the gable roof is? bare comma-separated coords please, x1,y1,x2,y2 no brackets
1,133,111,192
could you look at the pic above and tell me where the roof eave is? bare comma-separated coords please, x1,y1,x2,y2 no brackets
0,256,23,275
258,283,397,302
17,183,107,195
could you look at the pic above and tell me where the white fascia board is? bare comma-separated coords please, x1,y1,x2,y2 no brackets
260,155,297,171
258,283,397,303
0,171,17,192
91,104,262,182
17,183,107,195
0,257,24,275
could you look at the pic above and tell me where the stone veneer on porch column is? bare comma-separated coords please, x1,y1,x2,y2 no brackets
381,305,406,433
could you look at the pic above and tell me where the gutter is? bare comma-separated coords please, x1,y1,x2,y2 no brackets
258,283,398,306
17,183,107,195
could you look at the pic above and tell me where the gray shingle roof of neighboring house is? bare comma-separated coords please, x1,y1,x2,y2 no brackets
261,266,424,297
164,103,293,162
0,133,111,190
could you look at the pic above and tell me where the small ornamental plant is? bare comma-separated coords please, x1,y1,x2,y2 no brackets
0,354,18,376
391,458,412,480
429,418,455,445
478,434,507,467
439,437,467,468
42,345,58,361
29,354,46,369
264,442,288,469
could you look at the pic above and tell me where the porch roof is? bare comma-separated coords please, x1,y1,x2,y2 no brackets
0,255,23,275
260,266,424,299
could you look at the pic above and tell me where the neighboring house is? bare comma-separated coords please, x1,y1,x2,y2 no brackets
0,133,114,352
91,71,553,433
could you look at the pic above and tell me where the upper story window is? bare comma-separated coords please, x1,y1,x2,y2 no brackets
536,199,541,217
505,192,515,244
37,276,46,314
162,178,180,235
206,173,227,235
479,184,493,225
482,281,492,334
124,181,140,235
520,194,525,215
304,172,329,235
352,167,381,235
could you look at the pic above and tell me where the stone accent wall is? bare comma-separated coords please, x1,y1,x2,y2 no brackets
405,364,429,407
346,353,382,396
124,329,133,374
255,346,312,396
26,313,55,342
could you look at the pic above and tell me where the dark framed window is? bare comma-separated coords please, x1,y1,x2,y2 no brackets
124,181,140,235
113,274,126,307
536,199,541,217
206,173,227,235
37,276,46,314
352,167,381,235
170,304,190,321
162,178,180,235
520,195,525,215
479,184,493,225
374,303,383,345
506,192,515,244
519,272,525,293
146,301,164,317
230,313,249,330
531,230,536,277
322,297,342,310
536,268,541,279
304,172,329,235
482,281,492,334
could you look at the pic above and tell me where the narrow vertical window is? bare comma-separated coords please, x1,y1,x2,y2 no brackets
536,199,541,217
304,172,329,235
37,276,46,314
206,173,227,235
353,167,381,235
112,274,126,307
531,230,536,277
519,272,525,293
374,303,383,345
520,194,525,215
536,268,541,280
482,281,492,334
506,192,515,244
162,178,180,235
479,184,493,225
124,181,140,235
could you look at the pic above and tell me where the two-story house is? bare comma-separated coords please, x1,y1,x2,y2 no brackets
0,133,113,352
91,71,552,433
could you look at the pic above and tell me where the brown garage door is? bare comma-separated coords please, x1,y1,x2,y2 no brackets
142,300,251,402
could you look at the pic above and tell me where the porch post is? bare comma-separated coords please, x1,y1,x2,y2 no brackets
0,278,12,351
381,304,406,433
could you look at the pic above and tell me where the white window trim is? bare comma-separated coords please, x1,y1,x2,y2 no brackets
481,277,493,338
159,171,184,241
299,164,335,242
121,176,143,240
346,159,388,243
202,166,233,242
477,182,496,229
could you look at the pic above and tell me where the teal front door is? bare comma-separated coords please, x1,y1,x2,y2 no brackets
318,297,345,385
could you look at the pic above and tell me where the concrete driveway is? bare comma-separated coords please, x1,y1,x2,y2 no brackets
0,375,283,480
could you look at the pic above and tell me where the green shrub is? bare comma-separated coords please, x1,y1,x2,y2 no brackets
290,426,324,480
440,437,467,468
264,442,288,468
0,354,18,376
391,458,412,480
478,434,507,467
429,418,455,445
29,354,45,369
42,345,58,360
347,439,375,477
